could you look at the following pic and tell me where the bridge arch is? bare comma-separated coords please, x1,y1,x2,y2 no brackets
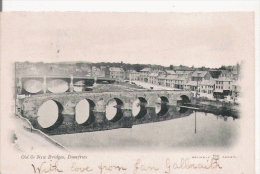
75,99,96,125
47,79,69,93
177,95,191,114
132,97,147,119
156,96,169,116
105,98,124,123
23,79,43,94
180,95,190,104
37,100,64,130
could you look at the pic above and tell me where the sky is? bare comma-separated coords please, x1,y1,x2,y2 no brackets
2,12,254,68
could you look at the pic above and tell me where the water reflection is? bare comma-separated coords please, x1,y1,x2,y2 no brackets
155,97,169,116
51,111,239,150
37,100,64,130
132,98,147,119
37,100,59,128
105,98,124,122
75,100,91,124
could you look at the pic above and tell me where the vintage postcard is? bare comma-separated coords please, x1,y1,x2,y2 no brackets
0,1,259,174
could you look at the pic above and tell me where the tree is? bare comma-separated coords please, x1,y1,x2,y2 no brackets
169,65,174,70
219,65,227,70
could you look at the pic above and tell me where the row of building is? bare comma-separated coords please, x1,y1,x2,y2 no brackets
91,65,241,101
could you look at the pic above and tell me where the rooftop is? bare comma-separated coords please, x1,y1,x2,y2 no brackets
109,67,124,72
148,73,159,77
140,68,151,72
209,70,222,78
191,71,209,77
165,70,176,75
157,75,167,80
185,81,198,86
165,75,178,80
176,76,187,81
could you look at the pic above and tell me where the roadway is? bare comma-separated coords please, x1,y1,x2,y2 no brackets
132,80,181,91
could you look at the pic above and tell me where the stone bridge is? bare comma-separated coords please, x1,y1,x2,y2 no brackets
16,90,193,135
16,75,116,95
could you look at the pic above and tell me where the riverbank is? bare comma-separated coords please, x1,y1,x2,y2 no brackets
189,97,240,118
12,113,71,152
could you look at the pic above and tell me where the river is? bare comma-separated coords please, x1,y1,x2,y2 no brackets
51,111,239,151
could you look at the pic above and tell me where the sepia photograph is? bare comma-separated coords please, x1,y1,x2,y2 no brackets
14,59,241,150
1,1,259,174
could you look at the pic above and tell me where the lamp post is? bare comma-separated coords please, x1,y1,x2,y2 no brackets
196,72,201,98
129,72,132,84
195,110,197,134
195,72,201,134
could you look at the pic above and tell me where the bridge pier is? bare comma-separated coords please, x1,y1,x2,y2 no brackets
43,76,47,94
70,75,74,92
63,114,75,122
63,101,76,115
122,109,133,128
93,111,106,124
146,106,156,119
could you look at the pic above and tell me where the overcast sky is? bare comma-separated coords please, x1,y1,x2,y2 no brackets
2,12,254,68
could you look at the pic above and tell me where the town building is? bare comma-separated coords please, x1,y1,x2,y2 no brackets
213,77,233,98
139,68,151,82
214,77,233,91
175,71,193,77
209,70,222,79
165,70,176,75
165,75,177,87
199,80,215,98
108,67,125,81
157,74,167,86
91,66,106,77
191,71,212,81
184,81,199,92
219,70,233,78
148,72,159,84
128,70,140,81
231,70,238,80
210,69,238,80
174,76,188,89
